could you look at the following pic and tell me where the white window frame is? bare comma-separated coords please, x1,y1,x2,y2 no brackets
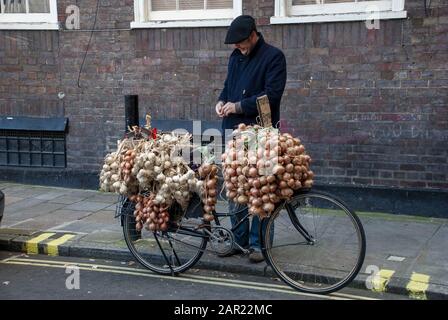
131,0,242,29
0,0,58,30
271,0,407,24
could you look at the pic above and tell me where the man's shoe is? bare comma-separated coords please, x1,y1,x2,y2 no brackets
248,250,264,263
217,248,243,258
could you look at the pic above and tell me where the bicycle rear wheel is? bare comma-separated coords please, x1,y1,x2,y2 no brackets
121,199,208,275
263,190,366,294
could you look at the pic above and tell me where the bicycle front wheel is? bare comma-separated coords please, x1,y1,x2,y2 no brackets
263,190,366,294
122,200,208,275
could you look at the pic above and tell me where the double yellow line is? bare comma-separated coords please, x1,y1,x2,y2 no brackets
1,255,377,301
25,232,76,256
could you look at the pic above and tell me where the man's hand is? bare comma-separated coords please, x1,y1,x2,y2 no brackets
215,101,225,117
222,102,237,116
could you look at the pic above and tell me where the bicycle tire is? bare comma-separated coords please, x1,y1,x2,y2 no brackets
262,190,366,294
122,204,209,275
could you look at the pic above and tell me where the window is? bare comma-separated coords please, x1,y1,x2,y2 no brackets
0,116,68,168
132,0,242,28
271,0,406,24
0,0,58,30
0,130,66,168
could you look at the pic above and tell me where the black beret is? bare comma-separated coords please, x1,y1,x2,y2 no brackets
224,15,256,44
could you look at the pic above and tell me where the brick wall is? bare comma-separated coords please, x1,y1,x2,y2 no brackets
0,0,447,190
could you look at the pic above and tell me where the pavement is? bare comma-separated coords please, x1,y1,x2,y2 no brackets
0,181,447,300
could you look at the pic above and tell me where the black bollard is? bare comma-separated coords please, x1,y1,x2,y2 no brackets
124,95,139,133
123,95,141,241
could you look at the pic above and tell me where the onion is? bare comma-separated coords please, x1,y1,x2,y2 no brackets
238,174,246,183
308,171,314,179
304,180,313,188
253,178,261,189
273,165,285,175
285,163,294,173
252,198,263,207
206,179,216,188
259,176,267,185
249,167,258,177
263,202,275,213
269,194,279,203
226,168,236,177
250,188,260,197
289,148,297,156
228,191,237,199
267,175,276,184
262,194,270,203
280,141,287,151
261,185,270,194
281,188,294,198
208,189,217,197
237,195,249,204
226,182,234,190
288,179,296,188
283,172,292,181
294,173,302,180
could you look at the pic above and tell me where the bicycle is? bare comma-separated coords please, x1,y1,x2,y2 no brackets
116,186,366,295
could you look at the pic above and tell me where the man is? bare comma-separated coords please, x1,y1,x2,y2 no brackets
216,15,287,263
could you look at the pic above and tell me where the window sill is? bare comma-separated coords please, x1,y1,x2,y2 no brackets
0,22,59,30
131,19,233,29
270,10,407,24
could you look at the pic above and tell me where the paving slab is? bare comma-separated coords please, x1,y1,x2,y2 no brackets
48,195,87,205
80,210,116,224
64,201,112,212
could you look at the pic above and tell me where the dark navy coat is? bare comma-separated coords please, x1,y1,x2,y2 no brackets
218,33,287,131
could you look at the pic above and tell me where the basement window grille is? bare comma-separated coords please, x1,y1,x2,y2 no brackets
0,129,66,168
